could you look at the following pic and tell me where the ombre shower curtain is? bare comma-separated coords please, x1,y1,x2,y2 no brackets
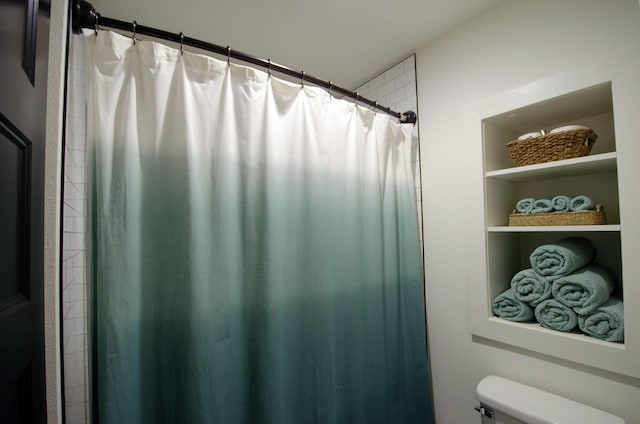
86,31,432,423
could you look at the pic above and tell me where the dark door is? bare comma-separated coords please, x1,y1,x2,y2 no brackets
0,0,51,422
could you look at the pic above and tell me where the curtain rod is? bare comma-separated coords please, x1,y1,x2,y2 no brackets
72,0,416,124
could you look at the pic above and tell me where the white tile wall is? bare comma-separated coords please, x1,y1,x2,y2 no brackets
355,55,423,253
62,35,89,424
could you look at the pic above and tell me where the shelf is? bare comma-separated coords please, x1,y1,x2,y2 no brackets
465,49,640,379
488,225,620,232
486,152,617,182
486,318,626,350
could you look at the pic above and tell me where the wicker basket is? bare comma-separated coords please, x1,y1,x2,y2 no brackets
509,204,606,226
506,129,597,166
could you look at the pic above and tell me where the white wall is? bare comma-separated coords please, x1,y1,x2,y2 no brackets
416,1,640,423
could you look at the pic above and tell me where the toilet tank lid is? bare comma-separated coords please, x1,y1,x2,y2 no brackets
476,376,624,424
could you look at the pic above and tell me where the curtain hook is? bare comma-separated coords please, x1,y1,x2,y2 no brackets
374,101,378,113
179,32,184,56
94,13,100,36
301,70,305,88
132,20,137,45
226,46,231,65
355,92,360,106
267,59,272,77
328,81,332,97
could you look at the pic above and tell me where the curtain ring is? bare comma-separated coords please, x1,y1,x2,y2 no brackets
226,46,231,65
179,32,184,56
94,13,100,36
132,20,137,45
301,70,305,88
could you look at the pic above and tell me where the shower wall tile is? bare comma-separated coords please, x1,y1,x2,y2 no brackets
62,35,89,424
386,89,408,108
384,62,405,82
376,80,397,100
65,385,86,408
64,216,85,234
394,70,416,92
367,73,386,92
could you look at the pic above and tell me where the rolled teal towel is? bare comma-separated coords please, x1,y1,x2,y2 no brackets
578,298,624,342
551,195,571,212
551,263,616,315
569,195,596,211
529,237,595,281
531,198,553,214
534,299,578,332
510,268,551,307
492,288,534,322
516,198,535,214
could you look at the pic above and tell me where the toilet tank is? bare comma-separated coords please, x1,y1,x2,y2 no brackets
475,376,624,424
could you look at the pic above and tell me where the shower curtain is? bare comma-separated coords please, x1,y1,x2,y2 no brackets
86,31,432,424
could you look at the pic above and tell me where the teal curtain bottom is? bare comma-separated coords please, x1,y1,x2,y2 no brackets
91,159,432,424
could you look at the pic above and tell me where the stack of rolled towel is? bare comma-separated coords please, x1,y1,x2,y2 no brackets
491,237,624,342
516,195,595,214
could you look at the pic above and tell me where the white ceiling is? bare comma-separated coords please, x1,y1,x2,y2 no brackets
87,0,501,89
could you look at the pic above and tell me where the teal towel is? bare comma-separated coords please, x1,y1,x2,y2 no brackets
534,299,578,332
569,195,596,211
529,237,595,280
492,288,534,322
551,195,571,212
578,298,624,342
551,263,616,315
510,268,551,307
531,198,553,214
516,198,535,214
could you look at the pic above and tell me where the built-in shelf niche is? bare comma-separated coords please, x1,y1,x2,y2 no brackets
464,47,640,379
